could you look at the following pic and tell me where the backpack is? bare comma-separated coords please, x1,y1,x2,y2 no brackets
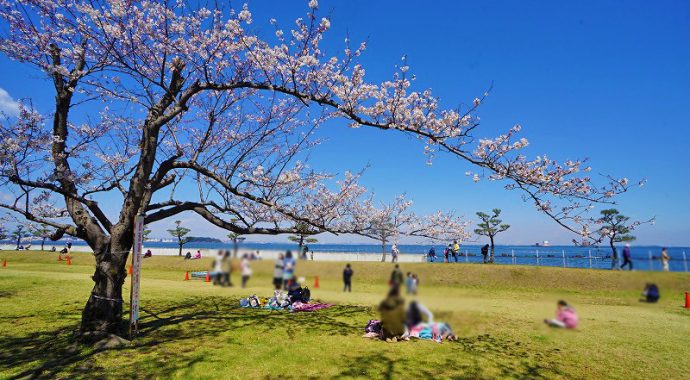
248,295,260,308
365,319,382,333
288,286,311,304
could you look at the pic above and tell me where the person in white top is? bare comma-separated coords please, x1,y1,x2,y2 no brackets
241,254,253,288
391,244,400,263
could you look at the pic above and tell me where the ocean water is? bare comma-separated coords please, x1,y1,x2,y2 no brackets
12,240,690,272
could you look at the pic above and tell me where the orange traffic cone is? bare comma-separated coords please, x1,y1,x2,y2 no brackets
128,265,133,275
66,256,72,265
685,292,690,309
314,276,319,289
2,259,6,267
205,272,211,282
184,271,190,281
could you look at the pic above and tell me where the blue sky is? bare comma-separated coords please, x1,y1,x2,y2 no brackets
1,0,689,245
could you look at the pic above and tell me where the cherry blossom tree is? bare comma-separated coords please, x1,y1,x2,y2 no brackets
362,196,468,262
0,0,634,337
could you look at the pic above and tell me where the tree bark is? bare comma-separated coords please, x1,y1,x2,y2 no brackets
381,239,387,262
80,238,130,336
489,236,495,264
178,242,182,257
41,238,45,251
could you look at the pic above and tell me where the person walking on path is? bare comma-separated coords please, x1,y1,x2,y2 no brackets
444,244,451,263
481,244,489,264
620,244,633,271
343,263,353,292
273,253,284,290
428,247,436,262
661,248,670,272
390,264,404,290
452,240,460,263
391,244,400,263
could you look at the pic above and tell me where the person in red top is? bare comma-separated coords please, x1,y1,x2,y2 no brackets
544,300,579,329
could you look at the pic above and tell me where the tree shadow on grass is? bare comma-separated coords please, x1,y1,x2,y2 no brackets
332,334,563,380
0,296,563,379
0,296,372,379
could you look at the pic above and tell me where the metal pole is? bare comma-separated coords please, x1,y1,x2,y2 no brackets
562,249,566,268
588,249,592,269
512,249,515,265
683,251,688,273
465,249,468,263
536,249,540,266
648,250,653,271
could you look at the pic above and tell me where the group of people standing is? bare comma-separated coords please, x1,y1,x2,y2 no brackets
272,251,297,290
210,250,254,288
426,240,461,263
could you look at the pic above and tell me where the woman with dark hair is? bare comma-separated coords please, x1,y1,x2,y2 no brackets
544,300,579,329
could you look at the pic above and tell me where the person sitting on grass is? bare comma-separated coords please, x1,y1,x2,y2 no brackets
640,283,660,303
544,300,579,329
143,249,152,258
184,251,192,260
406,301,433,329
378,286,406,342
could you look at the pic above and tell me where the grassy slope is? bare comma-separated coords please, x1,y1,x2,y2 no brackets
0,251,688,379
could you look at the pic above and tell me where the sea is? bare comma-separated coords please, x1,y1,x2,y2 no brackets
17,240,690,273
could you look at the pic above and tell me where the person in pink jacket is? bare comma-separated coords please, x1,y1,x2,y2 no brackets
544,300,579,329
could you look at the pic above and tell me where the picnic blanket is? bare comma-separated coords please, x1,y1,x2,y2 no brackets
239,290,331,312
408,322,454,343
291,302,333,312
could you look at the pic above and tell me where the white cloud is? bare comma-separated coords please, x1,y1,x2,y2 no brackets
0,87,20,116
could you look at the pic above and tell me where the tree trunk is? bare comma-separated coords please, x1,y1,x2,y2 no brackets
178,243,182,256
381,240,387,262
489,237,495,264
233,240,239,258
41,238,45,251
80,240,130,336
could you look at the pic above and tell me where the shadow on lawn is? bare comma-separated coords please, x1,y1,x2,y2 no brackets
332,334,563,380
1,296,562,379
0,296,371,379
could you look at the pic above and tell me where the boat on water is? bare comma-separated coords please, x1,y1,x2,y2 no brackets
534,241,551,247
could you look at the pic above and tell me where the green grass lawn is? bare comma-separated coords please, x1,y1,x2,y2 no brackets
0,251,688,379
